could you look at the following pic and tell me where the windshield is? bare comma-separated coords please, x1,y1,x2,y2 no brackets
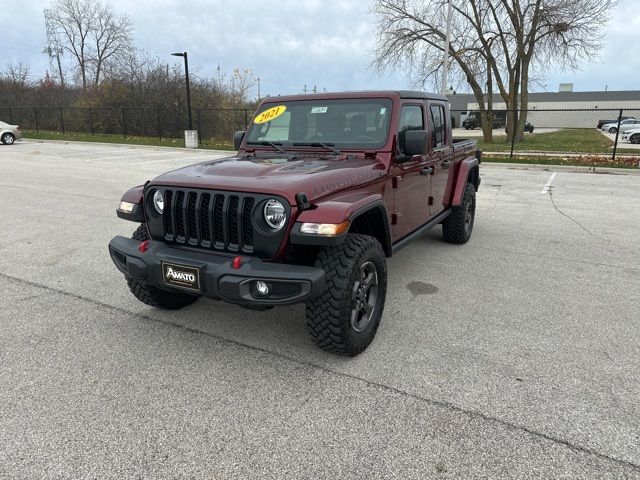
245,98,393,149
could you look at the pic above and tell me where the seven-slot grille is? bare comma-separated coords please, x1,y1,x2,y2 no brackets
162,189,255,253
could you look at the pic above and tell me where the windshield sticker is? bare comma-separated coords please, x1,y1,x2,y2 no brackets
380,107,387,115
253,105,287,124
311,106,328,114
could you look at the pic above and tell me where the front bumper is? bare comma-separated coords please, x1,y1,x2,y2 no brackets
108,236,325,306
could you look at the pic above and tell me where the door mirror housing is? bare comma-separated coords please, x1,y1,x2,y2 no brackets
404,129,428,156
233,130,246,150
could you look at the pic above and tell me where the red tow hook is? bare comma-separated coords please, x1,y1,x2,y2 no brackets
232,256,243,269
138,240,150,253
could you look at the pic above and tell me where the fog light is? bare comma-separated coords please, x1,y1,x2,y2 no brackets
255,281,270,296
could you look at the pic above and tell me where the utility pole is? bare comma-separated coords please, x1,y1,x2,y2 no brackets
312,85,317,93
43,47,65,86
44,13,65,86
303,84,308,93
441,0,453,96
257,77,261,99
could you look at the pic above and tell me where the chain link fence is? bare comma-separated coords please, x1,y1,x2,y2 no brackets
451,108,640,161
0,106,253,145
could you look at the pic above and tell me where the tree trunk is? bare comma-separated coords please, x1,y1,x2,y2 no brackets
482,60,494,143
517,59,531,141
464,72,492,144
81,63,87,90
504,58,521,143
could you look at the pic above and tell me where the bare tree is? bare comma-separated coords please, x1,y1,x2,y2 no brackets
2,62,32,88
371,0,498,141
92,6,133,85
371,0,619,142
230,69,257,106
44,0,132,90
480,0,619,139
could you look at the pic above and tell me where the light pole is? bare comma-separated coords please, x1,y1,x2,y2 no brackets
441,0,453,96
171,51,192,130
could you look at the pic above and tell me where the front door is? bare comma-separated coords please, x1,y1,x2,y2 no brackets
391,103,431,240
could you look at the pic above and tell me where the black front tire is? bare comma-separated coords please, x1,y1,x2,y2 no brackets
609,127,618,134
442,183,476,244
305,234,387,356
126,224,200,310
1,133,15,145
630,134,640,145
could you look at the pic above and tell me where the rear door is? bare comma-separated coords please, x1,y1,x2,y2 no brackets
390,103,431,239
426,102,453,216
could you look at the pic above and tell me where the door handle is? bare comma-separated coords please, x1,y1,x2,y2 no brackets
420,167,434,176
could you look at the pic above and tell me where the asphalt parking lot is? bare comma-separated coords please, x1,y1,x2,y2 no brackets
1,140,639,479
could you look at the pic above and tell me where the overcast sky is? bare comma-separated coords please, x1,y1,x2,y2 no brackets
1,0,636,98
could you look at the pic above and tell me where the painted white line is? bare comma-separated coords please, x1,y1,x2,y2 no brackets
541,172,557,194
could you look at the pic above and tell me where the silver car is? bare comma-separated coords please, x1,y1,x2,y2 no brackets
621,128,640,144
600,118,640,134
0,121,22,145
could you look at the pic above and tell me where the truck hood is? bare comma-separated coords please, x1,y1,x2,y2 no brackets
148,153,388,204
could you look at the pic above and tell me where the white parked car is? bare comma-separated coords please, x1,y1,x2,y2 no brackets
618,120,640,134
621,128,640,144
600,118,640,134
0,121,22,145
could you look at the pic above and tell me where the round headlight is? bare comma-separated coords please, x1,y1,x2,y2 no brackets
263,199,286,230
153,190,164,214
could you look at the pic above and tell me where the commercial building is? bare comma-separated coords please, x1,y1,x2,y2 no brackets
447,90,640,128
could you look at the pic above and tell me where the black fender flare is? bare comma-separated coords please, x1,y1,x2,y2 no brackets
290,200,393,257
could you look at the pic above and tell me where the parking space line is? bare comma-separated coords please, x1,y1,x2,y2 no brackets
541,172,557,193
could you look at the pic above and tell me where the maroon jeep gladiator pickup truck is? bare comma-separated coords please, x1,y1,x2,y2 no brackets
109,91,481,356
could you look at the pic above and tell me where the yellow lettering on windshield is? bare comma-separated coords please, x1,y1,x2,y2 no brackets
253,105,287,124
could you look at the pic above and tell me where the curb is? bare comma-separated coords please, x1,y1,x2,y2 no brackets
20,138,233,155
481,162,640,175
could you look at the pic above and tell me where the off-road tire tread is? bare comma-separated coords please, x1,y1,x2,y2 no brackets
442,183,476,244
305,234,386,356
126,224,199,310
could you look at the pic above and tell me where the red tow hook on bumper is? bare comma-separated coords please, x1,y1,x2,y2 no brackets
138,240,150,253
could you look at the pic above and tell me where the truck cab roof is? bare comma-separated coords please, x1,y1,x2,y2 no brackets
260,90,449,103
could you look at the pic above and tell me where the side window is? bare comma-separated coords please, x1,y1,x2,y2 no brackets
398,105,424,155
430,105,446,148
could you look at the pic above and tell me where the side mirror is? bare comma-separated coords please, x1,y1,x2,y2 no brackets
233,130,246,150
404,129,428,156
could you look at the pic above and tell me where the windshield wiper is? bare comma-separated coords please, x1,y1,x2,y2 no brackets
246,141,286,153
293,142,341,155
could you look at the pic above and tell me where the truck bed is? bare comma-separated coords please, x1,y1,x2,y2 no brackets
451,138,477,160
